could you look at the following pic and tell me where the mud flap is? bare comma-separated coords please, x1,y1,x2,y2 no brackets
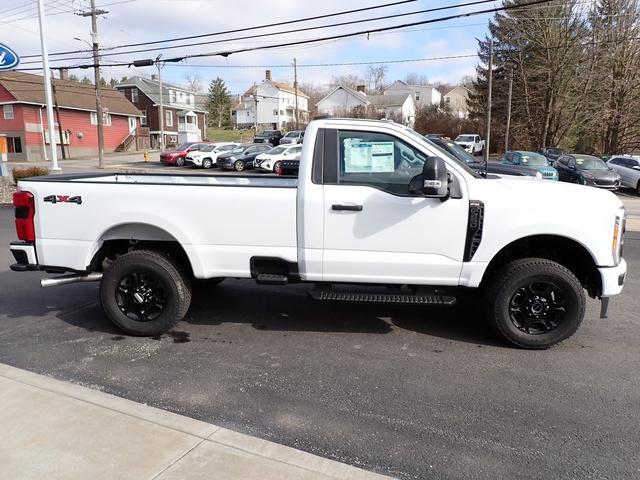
600,297,610,319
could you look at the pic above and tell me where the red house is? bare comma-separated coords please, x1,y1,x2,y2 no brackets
0,71,144,162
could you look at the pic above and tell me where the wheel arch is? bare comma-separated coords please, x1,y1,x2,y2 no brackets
481,234,602,298
87,222,197,278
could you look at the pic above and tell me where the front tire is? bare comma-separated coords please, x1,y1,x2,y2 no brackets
273,160,281,173
234,160,245,171
100,250,192,336
485,258,585,349
202,158,213,169
176,157,185,167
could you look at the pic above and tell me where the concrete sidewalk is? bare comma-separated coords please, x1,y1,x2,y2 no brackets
0,363,391,480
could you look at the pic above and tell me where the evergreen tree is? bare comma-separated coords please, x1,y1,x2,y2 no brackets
207,77,232,128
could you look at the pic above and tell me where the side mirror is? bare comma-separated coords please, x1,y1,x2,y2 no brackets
569,164,576,170
422,156,449,198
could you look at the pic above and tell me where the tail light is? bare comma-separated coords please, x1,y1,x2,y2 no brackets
13,191,36,242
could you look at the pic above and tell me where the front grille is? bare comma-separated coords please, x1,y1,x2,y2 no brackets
594,179,617,187
542,171,555,177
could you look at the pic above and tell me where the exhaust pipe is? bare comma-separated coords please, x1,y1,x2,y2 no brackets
40,272,103,288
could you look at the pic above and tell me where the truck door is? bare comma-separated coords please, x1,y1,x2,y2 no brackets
321,128,468,285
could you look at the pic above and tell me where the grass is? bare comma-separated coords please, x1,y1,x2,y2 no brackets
206,127,254,143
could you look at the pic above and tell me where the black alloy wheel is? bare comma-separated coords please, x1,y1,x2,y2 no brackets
508,281,567,335
176,157,185,166
116,272,166,322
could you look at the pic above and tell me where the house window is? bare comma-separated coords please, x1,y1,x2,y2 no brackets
3,105,14,120
131,88,138,102
446,97,451,103
7,136,22,153
169,90,176,103
90,112,111,126
141,112,147,126
165,110,173,127
415,91,420,101
273,109,279,116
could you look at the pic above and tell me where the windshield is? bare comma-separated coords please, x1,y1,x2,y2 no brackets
575,156,608,170
456,135,475,142
442,140,477,164
283,132,298,138
402,127,480,177
518,152,548,166
231,146,245,153
261,130,277,135
175,143,192,151
200,144,216,152
270,146,287,155
216,144,236,152
548,148,563,155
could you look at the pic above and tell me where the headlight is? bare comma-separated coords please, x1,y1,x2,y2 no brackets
612,210,626,264
535,171,543,180
583,173,594,179
229,156,237,161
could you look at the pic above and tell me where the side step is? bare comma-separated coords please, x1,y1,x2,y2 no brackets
256,273,289,285
309,289,456,305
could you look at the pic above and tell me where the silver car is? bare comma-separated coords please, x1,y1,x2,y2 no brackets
608,156,640,195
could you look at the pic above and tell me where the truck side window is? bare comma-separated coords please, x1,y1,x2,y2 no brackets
335,130,427,195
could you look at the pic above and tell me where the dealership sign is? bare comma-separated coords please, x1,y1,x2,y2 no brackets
0,43,20,71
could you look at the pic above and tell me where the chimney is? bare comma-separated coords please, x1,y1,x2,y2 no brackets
59,68,69,81
151,74,158,81
356,85,366,95
265,70,272,81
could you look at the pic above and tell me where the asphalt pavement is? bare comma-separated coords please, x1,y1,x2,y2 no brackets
1,206,639,479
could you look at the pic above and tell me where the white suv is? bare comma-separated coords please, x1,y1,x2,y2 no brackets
254,144,302,172
608,155,640,195
185,142,239,169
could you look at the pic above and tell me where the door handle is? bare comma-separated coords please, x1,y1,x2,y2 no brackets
332,204,363,211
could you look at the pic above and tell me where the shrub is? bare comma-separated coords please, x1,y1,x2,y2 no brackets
12,166,50,184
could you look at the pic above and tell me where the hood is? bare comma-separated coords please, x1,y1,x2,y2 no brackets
535,165,558,174
582,169,618,180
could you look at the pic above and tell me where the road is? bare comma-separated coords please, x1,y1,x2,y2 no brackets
1,206,639,479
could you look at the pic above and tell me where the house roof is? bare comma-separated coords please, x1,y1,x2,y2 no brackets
369,94,413,107
242,80,309,98
443,85,472,96
386,80,438,91
115,76,206,112
0,71,142,116
316,85,369,106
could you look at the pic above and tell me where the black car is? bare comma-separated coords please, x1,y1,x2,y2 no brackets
429,137,541,178
216,143,273,171
253,130,283,146
539,147,565,163
553,154,621,190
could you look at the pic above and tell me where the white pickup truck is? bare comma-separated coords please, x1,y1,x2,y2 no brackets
455,134,485,156
9,119,627,349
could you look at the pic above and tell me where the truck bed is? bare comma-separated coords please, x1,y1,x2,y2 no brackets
20,172,298,278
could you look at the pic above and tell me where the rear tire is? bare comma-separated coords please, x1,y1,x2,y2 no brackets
636,180,640,196
100,250,192,336
485,258,585,349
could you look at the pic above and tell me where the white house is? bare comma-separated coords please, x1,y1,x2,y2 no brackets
235,70,309,129
316,86,416,126
384,80,441,110
442,85,471,118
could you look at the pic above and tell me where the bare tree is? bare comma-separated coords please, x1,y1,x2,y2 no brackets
330,74,366,90
403,73,431,86
184,72,203,93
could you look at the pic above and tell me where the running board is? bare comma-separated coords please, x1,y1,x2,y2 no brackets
309,289,456,305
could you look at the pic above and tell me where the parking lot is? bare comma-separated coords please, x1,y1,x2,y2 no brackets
1,199,639,480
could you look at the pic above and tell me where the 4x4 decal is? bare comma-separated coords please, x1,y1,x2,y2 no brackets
44,195,82,205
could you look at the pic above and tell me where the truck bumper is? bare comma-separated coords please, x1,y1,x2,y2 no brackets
9,241,38,271
599,258,627,297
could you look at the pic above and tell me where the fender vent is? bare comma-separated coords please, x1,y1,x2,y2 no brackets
464,200,484,262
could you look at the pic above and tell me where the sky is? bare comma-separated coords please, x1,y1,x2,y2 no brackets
2,0,503,95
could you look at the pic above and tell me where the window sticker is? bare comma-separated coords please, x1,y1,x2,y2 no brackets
576,158,585,165
344,140,395,173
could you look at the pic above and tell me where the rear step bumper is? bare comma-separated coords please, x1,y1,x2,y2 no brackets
309,289,456,305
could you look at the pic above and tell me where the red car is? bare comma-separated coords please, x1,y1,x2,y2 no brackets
160,142,209,166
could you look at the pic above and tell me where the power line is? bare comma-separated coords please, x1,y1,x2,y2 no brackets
15,0,558,72
20,0,499,64
21,0,420,59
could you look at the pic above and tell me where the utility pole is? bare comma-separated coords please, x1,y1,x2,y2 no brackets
484,38,493,174
252,86,259,134
156,56,165,151
293,57,299,130
505,68,513,153
36,0,60,171
50,74,66,159
79,0,108,168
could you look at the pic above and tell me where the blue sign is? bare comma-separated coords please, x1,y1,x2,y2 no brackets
0,43,20,71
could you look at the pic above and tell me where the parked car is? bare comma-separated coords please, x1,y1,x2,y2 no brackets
255,144,303,172
277,158,300,176
10,118,627,349
454,134,484,155
429,138,542,179
253,130,283,146
539,147,566,163
554,154,621,190
280,130,305,145
607,155,640,195
160,142,209,166
216,143,273,171
501,151,559,180
184,142,240,169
